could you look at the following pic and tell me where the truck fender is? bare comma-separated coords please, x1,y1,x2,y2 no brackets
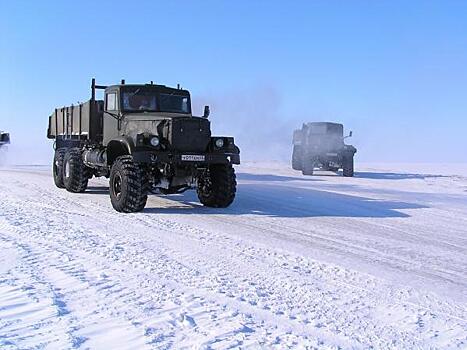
106,137,135,165
343,145,357,155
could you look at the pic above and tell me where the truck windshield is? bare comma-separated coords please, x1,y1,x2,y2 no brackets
309,124,343,136
159,93,190,113
121,88,190,113
122,90,157,112
309,125,327,134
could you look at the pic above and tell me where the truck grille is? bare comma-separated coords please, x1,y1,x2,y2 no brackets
165,117,211,152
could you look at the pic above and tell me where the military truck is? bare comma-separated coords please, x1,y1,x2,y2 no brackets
47,79,240,212
292,122,356,176
0,131,10,148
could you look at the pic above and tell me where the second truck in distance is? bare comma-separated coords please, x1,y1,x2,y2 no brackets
47,79,240,212
0,131,10,148
292,122,356,176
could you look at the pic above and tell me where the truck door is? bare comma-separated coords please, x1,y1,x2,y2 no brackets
103,89,119,145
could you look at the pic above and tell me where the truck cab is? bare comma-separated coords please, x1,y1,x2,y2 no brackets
102,83,192,144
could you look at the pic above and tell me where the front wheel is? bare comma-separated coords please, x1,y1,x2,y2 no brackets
197,164,237,208
292,146,303,171
301,155,314,176
342,155,354,177
109,155,148,213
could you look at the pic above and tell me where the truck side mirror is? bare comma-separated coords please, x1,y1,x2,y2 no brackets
349,131,353,137
203,105,210,118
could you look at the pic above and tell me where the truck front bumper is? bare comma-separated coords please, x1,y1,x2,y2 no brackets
133,151,240,165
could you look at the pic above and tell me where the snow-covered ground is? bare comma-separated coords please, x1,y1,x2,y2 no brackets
0,162,466,349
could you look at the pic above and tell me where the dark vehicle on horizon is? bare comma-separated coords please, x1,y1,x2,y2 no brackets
47,79,240,212
292,122,356,176
0,131,10,148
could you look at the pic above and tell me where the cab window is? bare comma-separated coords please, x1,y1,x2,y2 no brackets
106,92,117,111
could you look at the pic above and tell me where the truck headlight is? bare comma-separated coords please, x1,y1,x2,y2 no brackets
150,136,160,147
215,138,224,148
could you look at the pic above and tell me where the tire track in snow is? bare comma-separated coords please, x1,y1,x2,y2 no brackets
0,181,355,348
0,228,78,349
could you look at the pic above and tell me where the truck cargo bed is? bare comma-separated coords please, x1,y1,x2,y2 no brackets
47,100,103,141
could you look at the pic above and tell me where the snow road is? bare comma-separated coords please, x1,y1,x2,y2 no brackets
0,163,466,349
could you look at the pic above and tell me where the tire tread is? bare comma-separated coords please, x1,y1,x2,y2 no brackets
110,155,148,213
53,148,67,188
197,164,236,208
63,148,89,193
343,155,354,177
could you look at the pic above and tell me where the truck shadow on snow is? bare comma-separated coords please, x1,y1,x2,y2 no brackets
236,171,446,181
354,172,447,180
144,184,427,219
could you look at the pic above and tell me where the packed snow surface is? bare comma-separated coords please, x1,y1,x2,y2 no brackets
0,162,466,349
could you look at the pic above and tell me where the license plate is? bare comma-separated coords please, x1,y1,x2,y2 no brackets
326,153,338,156
181,155,205,162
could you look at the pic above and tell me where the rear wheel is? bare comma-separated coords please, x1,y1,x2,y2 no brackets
197,164,236,208
292,146,303,170
109,155,148,212
63,148,89,193
53,148,67,188
342,155,354,177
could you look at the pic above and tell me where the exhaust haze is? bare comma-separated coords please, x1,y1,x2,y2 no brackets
193,86,292,162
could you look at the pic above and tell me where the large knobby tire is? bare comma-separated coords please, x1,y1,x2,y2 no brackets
53,148,67,188
63,148,89,193
109,155,148,213
197,164,236,208
343,155,354,177
292,146,303,171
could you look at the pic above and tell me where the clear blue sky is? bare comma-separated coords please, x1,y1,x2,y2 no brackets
1,1,466,163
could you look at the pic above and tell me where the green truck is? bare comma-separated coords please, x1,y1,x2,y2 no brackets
47,79,240,212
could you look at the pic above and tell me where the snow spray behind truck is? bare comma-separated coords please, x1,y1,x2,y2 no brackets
47,79,240,212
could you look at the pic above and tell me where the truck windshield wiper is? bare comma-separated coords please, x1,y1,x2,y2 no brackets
129,88,141,96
